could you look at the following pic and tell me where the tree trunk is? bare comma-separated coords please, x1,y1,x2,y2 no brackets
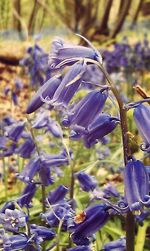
131,0,144,26
13,0,22,33
39,0,47,31
118,0,124,15
94,0,113,36
110,0,132,39
28,0,39,35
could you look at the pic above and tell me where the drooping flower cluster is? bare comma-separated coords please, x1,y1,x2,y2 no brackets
20,44,49,87
1,35,150,251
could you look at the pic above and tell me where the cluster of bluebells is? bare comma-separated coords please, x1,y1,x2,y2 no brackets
20,43,50,88
103,35,150,74
3,79,23,106
0,36,150,250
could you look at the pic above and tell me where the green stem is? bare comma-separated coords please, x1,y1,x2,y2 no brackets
26,118,46,213
70,163,75,202
56,219,64,251
2,156,7,200
98,63,135,251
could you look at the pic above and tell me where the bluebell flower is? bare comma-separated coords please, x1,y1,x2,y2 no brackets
83,114,119,148
0,209,27,232
2,116,15,126
68,246,91,251
39,165,53,186
47,117,63,138
49,38,99,69
20,43,49,87
71,204,109,245
133,104,150,152
50,61,86,108
62,89,108,135
17,183,37,208
14,78,23,91
16,157,40,183
5,121,25,142
32,112,49,129
3,234,28,251
135,210,150,226
48,185,68,204
30,224,56,241
4,87,10,96
26,75,61,114
41,150,70,167
0,202,15,213
41,202,74,230
11,92,18,106
103,183,120,198
30,111,62,138
103,237,126,251
124,158,150,212
16,138,35,158
0,142,17,157
76,172,97,192
0,136,9,150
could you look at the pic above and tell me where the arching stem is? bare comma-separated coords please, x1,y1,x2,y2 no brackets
98,63,135,251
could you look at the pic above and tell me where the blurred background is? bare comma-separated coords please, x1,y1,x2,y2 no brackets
1,0,150,119
0,0,150,44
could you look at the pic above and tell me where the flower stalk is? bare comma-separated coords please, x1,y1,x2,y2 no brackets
26,118,46,213
97,63,135,251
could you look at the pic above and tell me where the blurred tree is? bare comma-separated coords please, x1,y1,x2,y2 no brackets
13,0,21,32
39,0,48,31
92,0,113,38
12,0,24,39
0,0,10,30
28,0,40,35
110,0,132,38
131,0,144,26
0,0,147,42
49,0,136,43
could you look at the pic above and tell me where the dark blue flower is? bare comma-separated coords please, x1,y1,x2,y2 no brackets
5,121,25,142
30,224,56,241
41,150,70,167
83,114,119,148
71,204,109,245
41,202,74,230
48,185,68,204
50,61,86,108
135,210,150,226
133,104,150,152
14,79,23,91
103,237,126,251
0,142,17,157
16,138,35,158
46,117,63,138
39,165,53,186
11,92,18,106
103,183,120,198
26,75,61,114
17,183,37,208
32,112,48,129
0,136,9,150
3,234,28,251
62,89,108,134
124,159,150,212
0,209,27,232
49,38,99,69
16,157,40,183
0,202,15,213
68,246,91,251
76,172,97,192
